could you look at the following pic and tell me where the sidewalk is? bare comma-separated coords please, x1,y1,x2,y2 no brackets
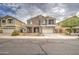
0,34,78,39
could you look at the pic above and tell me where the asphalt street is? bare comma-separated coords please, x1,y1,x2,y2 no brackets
0,39,79,55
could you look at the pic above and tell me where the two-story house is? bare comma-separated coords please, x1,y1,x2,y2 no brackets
0,15,26,34
26,15,56,35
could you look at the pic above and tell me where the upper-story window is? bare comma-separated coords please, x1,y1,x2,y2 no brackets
30,21,32,24
43,20,45,25
39,20,40,25
8,19,13,24
49,19,54,25
2,20,6,24
45,20,47,25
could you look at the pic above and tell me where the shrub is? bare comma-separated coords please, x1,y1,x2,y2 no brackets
65,31,70,35
11,30,19,36
0,30,3,33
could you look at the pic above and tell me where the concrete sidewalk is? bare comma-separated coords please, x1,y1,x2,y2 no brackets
0,35,78,39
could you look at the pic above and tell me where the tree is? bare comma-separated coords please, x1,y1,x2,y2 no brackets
60,16,79,33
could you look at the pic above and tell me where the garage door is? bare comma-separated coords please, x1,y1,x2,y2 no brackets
42,27,53,34
3,29,14,34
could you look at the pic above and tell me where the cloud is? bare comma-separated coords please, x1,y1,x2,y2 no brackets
52,7,66,15
0,3,79,23
76,12,79,17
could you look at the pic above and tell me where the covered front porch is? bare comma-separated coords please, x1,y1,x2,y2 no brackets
66,26,79,36
25,25,42,36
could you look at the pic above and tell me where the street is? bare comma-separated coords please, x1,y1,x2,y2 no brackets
0,38,79,55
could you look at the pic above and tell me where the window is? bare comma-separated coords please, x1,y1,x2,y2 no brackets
39,20,40,25
43,20,45,25
2,20,6,23
45,20,47,25
30,21,32,24
49,19,54,24
8,19,13,23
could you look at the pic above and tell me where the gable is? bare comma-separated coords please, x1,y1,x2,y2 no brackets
0,15,26,25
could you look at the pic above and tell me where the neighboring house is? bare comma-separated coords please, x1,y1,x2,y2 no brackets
55,16,79,34
55,22,79,35
26,15,56,35
55,23,66,33
0,15,26,34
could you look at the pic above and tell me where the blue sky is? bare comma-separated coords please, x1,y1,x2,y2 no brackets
0,3,79,23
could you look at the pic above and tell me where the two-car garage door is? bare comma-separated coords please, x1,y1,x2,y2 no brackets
42,26,54,34
3,29,14,34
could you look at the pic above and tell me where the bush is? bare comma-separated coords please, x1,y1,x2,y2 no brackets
0,30,3,33
11,30,19,36
65,31,70,35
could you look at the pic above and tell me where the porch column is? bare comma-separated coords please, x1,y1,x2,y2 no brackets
27,27,29,33
32,27,34,33
39,27,42,34
47,20,49,25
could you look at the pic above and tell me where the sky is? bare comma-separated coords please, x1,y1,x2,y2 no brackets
0,3,79,23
